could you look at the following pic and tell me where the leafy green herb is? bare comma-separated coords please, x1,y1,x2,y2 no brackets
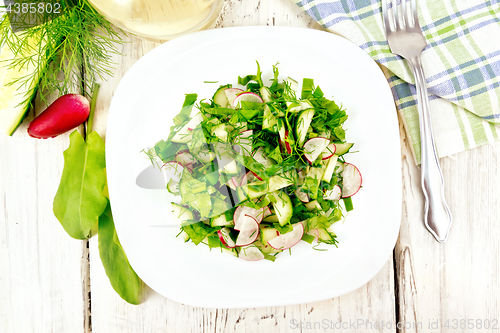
98,201,143,305
0,0,123,106
182,221,217,245
53,85,106,239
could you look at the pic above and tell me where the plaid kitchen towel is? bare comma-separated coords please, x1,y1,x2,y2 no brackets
292,0,500,163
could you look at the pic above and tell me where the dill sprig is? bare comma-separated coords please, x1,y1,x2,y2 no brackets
0,0,124,106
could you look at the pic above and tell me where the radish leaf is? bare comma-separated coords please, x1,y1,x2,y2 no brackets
53,130,107,239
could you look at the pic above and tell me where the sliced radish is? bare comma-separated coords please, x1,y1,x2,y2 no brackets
197,148,216,163
324,185,342,201
303,137,330,164
232,92,263,108
341,163,362,198
175,150,196,166
267,222,304,250
251,170,263,181
233,130,253,157
307,228,320,243
235,221,260,246
262,206,272,219
238,245,264,261
218,227,236,248
321,143,337,160
295,188,310,203
234,205,266,226
240,171,257,186
284,130,292,154
252,147,274,168
226,178,237,190
224,88,244,107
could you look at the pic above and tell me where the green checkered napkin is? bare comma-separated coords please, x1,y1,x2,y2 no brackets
292,0,500,163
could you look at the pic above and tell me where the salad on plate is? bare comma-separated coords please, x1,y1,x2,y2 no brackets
143,63,362,261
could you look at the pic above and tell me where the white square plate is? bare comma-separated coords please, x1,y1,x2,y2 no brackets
106,26,402,308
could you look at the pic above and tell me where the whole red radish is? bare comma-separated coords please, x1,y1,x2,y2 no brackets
28,94,90,139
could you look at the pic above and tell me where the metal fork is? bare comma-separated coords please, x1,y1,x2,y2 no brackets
382,0,452,242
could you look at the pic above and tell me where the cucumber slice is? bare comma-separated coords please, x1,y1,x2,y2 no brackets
259,87,272,103
212,123,229,142
262,105,277,130
268,170,296,192
263,214,279,223
286,100,313,113
211,213,234,227
0,24,46,135
284,77,298,94
238,180,269,200
260,227,279,245
212,84,230,107
296,109,315,146
322,154,339,182
270,192,293,226
171,203,193,221
317,228,336,242
171,114,203,143
334,142,354,155
304,200,321,211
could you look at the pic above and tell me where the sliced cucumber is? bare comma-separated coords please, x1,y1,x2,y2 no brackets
306,165,325,181
317,228,336,242
322,154,339,182
263,214,279,223
296,109,315,146
334,142,354,155
260,227,279,245
304,200,321,211
0,24,46,135
270,191,293,226
212,123,229,142
212,84,230,107
268,170,296,192
286,100,313,113
222,160,240,175
166,179,180,195
171,114,203,143
262,105,277,130
211,213,234,227
259,86,272,103
171,203,194,221
238,180,269,200
284,77,298,94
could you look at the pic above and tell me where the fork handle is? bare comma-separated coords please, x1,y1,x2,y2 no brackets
407,56,452,242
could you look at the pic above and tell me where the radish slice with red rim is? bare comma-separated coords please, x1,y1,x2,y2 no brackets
238,245,264,261
235,221,259,246
218,227,236,248
324,185,342,201
232,92,263,108
267,222,304,250
341,163,362,198
321,143,337,160
303,137,330,164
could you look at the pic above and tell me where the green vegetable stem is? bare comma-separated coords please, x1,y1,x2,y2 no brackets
53,84,143,304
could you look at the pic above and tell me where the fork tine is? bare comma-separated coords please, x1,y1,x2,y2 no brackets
410,0,421,29
381,0,393,33
400,0,407,29
393,0,401,30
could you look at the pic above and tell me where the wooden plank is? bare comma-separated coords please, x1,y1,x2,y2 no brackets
88,1,396,332
0,95,86,332
395,117,500,332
